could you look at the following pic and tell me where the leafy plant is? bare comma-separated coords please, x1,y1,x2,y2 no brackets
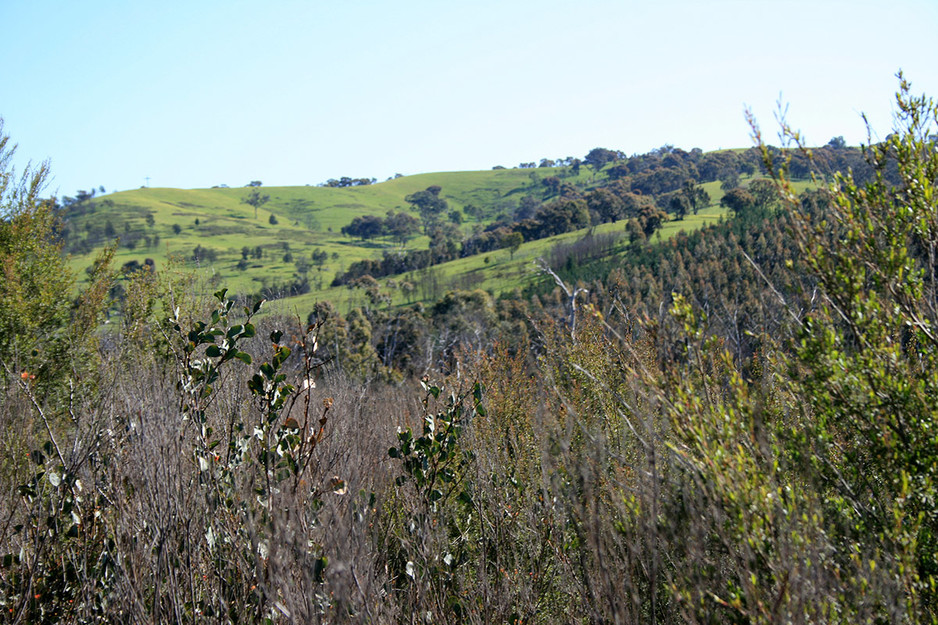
384,380,482,621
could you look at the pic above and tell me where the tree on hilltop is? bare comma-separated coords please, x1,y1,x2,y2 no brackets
241,187,270,219
584,147,620,175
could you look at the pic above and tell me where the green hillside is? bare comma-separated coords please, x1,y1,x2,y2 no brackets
60,153,819,314
63,167,589,297
275,185,734,315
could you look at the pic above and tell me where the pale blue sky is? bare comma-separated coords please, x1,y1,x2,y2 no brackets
1,0,936,196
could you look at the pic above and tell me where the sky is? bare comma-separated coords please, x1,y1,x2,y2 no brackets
1,0,936,197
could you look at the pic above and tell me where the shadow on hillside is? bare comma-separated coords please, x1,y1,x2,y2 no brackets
334,240,397,250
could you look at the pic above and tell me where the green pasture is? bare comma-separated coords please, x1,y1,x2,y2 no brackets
65,166,586,294
62,167,805,318
267,197,734,317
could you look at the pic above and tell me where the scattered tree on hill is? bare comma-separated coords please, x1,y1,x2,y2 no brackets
516,195,540,220
605,162,631,181
542,176,561,195
241,187,270,219
385,211,420,246
681,179,711,215
720,187,757,218
584,147,620,174
406,185,448,234
748,178,778,212
191,245,217,263
321,176,376,187
532,198,591,237
342,215,385,241
668,194,691,220
720,173,740,191
429,221,461,262
311,248,329,268
505,231,523,259
587,188,626,223
463,203,483,220
639,204,668,236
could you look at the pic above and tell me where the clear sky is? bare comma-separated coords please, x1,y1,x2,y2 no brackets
1,0,936,197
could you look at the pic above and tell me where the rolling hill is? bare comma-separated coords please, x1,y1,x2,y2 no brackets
58,152,815,315
63,167,585,299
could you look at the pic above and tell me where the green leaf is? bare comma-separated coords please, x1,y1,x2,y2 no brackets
313,556,328,583
17,485,37,498
248,374,264,393
473,381,484,402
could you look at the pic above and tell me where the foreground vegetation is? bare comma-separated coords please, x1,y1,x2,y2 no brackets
1,77,936,623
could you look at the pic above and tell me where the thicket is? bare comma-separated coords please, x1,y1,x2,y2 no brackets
1,78,936,624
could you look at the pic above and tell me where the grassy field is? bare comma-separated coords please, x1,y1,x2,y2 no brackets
63,166,806,318
270,188,732,315
65,166,593,295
